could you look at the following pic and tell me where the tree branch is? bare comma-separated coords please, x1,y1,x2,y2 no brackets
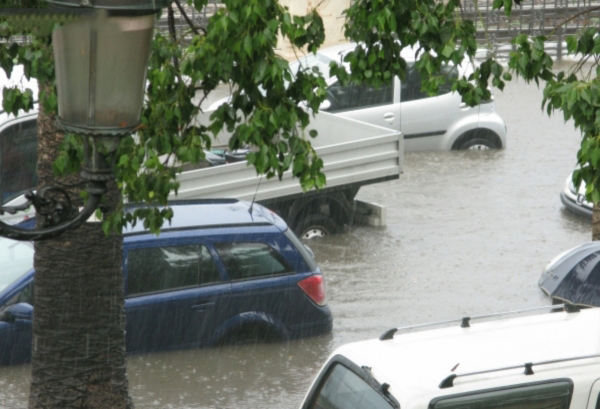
552,5,600,35
167,3,180,70
173,0,202,36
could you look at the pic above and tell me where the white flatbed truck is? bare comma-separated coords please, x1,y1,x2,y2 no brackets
174,111,403,238
0,111,402,237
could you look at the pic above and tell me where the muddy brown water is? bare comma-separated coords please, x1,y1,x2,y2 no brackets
0,78,591,408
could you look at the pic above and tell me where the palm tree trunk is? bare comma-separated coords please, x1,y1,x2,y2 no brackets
593,203,600,241
28,84,131,408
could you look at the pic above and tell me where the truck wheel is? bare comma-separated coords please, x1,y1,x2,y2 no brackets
295,214,338,240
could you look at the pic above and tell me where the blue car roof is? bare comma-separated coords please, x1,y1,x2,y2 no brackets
124,199,287,235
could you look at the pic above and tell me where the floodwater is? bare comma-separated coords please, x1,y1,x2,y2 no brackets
0,78,591,408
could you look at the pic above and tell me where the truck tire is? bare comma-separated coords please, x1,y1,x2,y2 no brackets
295,214,338,240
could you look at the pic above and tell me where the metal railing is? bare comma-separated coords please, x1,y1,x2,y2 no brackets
5,0,597,61
462,0,600,59
0,1,223,46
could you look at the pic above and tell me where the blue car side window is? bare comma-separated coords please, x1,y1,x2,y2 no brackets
0,281,34,312
214,242,293,280
127,244,220,296
199,245,220,286
16,281,33,305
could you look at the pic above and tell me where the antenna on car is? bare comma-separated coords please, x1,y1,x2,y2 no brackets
248,174,263,217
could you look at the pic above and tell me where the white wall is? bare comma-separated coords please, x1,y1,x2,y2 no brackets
277,0,351,60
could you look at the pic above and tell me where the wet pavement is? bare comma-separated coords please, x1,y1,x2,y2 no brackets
0,77,591,408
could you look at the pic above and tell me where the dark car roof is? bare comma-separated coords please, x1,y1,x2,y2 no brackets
124,199,287,235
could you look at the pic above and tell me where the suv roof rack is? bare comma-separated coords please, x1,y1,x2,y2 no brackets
379,304,580,341
439,352,600,388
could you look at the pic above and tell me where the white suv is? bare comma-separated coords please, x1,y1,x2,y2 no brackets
300,305,600,409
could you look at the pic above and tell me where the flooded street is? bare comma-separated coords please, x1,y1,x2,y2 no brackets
0,78,591,408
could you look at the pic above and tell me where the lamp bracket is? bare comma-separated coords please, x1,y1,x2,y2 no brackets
0,180,107,241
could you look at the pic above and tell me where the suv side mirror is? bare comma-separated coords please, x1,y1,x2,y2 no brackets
2,303,33,322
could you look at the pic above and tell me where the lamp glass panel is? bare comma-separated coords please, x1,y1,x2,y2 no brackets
53,12,154,131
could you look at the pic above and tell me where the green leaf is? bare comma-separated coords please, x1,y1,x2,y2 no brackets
243,35,252,56
592,148,600,167
442,44,454,58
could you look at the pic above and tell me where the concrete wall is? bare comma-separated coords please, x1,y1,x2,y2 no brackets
277,0,351,60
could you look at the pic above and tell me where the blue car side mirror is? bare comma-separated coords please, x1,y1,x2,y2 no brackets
4,303,33,321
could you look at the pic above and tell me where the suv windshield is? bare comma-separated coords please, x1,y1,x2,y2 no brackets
0,238,33,292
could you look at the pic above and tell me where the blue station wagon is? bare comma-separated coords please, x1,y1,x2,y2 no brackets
0,199,333,365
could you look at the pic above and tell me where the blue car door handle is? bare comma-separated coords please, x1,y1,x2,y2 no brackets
191,302,215,311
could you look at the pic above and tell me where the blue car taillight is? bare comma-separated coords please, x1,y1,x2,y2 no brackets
298,275,327,306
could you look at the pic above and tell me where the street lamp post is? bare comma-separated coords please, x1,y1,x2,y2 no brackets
0,0,166,241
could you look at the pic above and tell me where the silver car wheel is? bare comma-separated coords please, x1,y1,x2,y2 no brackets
467,143,491,150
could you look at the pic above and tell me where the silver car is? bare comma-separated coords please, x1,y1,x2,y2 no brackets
560,171,592,219
209,43,508,152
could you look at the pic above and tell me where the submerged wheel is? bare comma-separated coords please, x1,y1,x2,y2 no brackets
461,138,495,150
217,324,283,346
295,214,338,240
453,129,501,150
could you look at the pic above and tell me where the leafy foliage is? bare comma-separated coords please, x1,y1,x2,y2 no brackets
332,0,505,106
4,0,600,233
1,0,332,233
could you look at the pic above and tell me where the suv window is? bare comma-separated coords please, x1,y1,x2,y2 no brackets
401,64,458,103
431,380,572,409
325,79,393,113
127,244,220,296
214,242,293,280
0,119,38,203
309,363,394,409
